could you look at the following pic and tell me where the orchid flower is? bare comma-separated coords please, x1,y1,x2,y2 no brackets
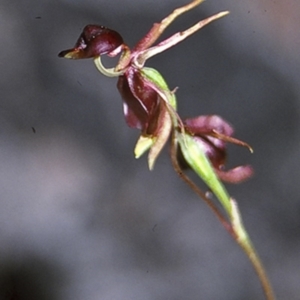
58,1,275,299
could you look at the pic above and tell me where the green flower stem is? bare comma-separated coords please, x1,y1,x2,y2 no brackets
230,199,276,300
178,132,232,215
170,133,233,234
177,132,275,300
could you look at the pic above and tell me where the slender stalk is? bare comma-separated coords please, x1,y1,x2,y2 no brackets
171,131,275,300
230,199,276,300
239,239,276,300
93,56,124,77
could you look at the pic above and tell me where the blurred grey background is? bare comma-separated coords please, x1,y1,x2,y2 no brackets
0,0,299,299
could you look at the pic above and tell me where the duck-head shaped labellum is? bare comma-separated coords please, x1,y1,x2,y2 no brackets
58,25,124,59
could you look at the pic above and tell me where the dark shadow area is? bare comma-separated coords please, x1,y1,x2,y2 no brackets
0,255,65,300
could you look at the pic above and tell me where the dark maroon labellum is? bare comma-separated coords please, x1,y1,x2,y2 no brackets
58,25,124,59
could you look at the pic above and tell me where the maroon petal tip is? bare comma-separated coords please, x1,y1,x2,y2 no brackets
216,165,254,184
58,48,83,59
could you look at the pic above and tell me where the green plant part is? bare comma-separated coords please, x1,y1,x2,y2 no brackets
58,0,275,299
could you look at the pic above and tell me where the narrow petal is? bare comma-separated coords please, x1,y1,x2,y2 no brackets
134,11,229,66
184,115,253,152
148,101,172,170
133,0,205,52
210,130,253,153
